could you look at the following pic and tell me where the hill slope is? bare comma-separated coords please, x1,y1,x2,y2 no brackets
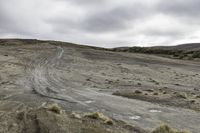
0,39,199,133
154,43,200,51
112,43,200,59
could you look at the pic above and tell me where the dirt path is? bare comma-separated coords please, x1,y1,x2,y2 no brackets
23,45,200,133
27,46,90,104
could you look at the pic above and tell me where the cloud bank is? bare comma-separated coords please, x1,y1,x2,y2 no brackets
0,0,200,47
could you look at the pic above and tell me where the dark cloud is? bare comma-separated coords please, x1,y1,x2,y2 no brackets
81,7,133,33
84,4,153,33
143,29,185,38
49,3,152,33
0,0,200,47
157,0,200,17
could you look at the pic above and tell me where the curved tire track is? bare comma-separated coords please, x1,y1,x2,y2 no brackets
27,46,88,104
25,45,200,133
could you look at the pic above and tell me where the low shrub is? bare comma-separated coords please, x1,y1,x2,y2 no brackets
47,103,62,114
84,112,114,125
135,90,143,94
152,124,189,133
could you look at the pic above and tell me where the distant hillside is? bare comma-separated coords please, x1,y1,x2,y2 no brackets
153,43,200,51
112,43,200,60
1,39,199,59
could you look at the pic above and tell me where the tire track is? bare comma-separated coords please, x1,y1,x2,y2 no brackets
27,46,88,104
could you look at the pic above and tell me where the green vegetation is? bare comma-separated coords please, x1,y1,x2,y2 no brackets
112,47,200,59
191,51,200,58
113,47,183,55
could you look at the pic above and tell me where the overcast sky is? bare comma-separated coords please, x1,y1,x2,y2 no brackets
0,0,200,48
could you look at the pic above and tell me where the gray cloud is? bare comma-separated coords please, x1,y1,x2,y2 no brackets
156,0,200,25
0,6,23,35
157,0,200,17
81,4,152,33
48,2,153,33
82,7,133,33
67,0,106,5
0,0,200,47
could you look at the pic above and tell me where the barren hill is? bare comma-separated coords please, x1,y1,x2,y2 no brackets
0,39,199,133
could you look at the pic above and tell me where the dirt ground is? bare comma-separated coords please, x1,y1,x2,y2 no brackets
0,39,200,133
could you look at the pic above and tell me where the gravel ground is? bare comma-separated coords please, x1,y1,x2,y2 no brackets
0,39,200,132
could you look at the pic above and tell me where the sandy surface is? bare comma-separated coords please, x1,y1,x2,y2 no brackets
0,40,200,132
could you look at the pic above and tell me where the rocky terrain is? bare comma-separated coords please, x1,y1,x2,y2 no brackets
0,39,199,133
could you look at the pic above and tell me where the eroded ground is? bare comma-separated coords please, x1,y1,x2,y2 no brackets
0,39,200,132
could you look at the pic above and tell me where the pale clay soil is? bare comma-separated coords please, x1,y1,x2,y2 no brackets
0,40,200,132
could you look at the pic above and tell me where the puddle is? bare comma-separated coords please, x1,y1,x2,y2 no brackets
129,115,141,120
85,100,95,104
149,109,162,113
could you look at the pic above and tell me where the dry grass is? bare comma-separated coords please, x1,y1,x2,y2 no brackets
84,112,114,125
151,124,189,133
47,103,62,114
